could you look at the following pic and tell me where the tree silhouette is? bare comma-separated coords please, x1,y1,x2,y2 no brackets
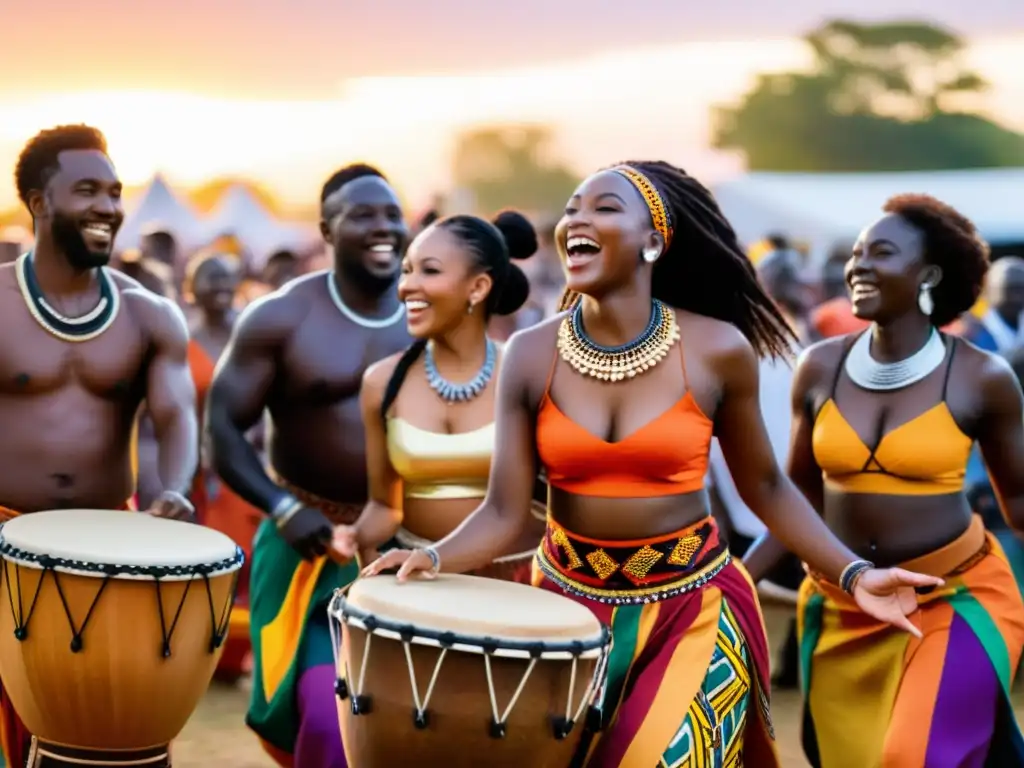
451,125,580,214
713,19,1024,171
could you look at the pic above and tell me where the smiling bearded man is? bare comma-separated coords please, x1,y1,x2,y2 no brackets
0,124,198,767
205,164,412,767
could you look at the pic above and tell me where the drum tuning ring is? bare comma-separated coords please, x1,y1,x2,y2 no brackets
412,709,430,729
350,694,373,715
488,719,507,739
335,678,349,700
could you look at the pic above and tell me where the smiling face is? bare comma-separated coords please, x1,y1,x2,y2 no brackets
32,149,123,270
553,170,662,299
191,256,239,314
321,175,408,293
847,213,940,323
397,225,492,339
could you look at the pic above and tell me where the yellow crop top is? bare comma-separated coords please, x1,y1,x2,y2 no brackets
386,418,493,500
812,335,972,496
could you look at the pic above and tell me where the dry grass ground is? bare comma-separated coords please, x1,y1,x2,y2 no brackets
172,596,1022,766
174,679,1024,766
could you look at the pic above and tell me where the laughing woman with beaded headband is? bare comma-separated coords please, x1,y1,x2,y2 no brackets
364,162,942,767
743,195,1024,767
333,211,547,581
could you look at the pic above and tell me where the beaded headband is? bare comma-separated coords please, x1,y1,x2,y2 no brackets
613,166,674,249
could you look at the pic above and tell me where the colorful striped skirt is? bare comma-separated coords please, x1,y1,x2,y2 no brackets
245,482,361,766
798,514,1024,767
532,515,779,767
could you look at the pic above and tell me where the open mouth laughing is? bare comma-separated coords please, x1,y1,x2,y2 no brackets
80,221,114,251
565,235,601,271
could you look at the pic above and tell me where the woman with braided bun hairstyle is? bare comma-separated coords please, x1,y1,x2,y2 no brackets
334,210,546,581
364,162,940,767
745,195,1024,767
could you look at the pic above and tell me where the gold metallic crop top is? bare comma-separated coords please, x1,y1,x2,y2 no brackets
811,335,972,496
386,418,493,500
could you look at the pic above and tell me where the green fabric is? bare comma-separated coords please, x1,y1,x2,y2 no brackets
300,611,336,669
949,587,1013,697
798,592,824,698
245,519,358,754
600,604,643,727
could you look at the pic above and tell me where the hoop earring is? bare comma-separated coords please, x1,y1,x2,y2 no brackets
918,283,934,317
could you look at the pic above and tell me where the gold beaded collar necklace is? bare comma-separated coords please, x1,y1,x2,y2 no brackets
557,299,680,382
15,252,120,343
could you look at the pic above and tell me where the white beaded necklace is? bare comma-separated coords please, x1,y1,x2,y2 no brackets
326,273,404,329
844,327,946,391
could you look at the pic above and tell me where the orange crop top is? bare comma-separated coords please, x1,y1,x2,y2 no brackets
812,335,972,496
535,343,713,498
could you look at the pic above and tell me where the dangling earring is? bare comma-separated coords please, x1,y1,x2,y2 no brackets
918,283,934,317
467,301,475,315
642,248,659,264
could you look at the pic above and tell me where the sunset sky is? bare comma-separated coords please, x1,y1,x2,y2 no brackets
3,1,1023,212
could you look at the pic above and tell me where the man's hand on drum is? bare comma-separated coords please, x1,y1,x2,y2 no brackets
147,491,196,521
278,506,335,560
331,525,359,559
330,526,380,565
361,548,436,581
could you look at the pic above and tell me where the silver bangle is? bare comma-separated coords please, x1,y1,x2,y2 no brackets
421,546,441,575
269,494,302,522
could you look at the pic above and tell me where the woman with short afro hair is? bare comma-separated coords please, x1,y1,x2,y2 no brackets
746,193,1024,767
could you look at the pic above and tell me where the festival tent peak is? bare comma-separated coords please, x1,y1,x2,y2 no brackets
114,174,207,253
203,184,319,270
712,167,1024,264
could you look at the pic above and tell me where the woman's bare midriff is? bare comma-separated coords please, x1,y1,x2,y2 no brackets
548,486,711,540
824,490,975,566
402,497,545,554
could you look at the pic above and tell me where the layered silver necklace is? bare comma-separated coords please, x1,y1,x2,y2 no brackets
845,327,946,391
326,273,404,329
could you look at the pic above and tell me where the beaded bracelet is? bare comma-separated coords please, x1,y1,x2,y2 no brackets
839,559,874,594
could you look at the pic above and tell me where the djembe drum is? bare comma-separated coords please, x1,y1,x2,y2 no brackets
329,574,611,767
0,509,243,767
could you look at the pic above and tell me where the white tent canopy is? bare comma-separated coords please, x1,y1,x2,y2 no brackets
712,168,1024,263
203,185,319,269
115,174,206,253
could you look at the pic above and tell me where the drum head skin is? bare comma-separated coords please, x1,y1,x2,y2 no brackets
0,509,240,573
345,574,603,642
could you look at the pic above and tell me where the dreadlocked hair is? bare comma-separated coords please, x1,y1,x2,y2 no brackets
558,161,796,359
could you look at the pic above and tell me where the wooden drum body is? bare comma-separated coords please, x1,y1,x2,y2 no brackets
0,510,243,766
329,574,610,768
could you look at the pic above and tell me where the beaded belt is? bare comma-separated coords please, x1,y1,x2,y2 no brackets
536,516,730,605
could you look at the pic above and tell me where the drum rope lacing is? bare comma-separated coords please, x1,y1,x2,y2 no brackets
329,590,612,740
0,537,243,655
